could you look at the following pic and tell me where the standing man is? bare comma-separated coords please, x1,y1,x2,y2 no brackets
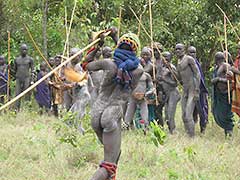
87,30,143,180
211,52,240,137
154,42,165,126
49,55,63,117
35,62,51,113
175,43,200,137
124,70,154,129
140,47,156,124
14,44,34,110
161,52,180,134
188,46,208,134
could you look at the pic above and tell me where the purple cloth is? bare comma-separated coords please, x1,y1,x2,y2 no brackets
0,72,7,94
195,59,208,94
35,71,51,108
195,59,208,125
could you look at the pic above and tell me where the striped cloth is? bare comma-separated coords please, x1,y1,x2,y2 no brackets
232,57,240,117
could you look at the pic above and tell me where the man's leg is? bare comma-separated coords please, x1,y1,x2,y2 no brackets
184,90,196,137
52,104,58,117
124,97,137,127
24,77,31,101
91,106,121,180
155,103,164,127
139,100,149,127
167,90,179,134
181,92,188,134
15,79,22,110
64,90,73,111
193,105,198,124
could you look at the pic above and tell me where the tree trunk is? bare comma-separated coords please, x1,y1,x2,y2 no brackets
42,0,48,58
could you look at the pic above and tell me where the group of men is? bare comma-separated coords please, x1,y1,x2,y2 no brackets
0,27,240,180
122,42,209,138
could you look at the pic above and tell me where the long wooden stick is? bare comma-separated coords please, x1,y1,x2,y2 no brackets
224,15,231,104
129,6,180,86
63,0,77,58
0,31,111,111
24,24,63,83
129,7,151,38
216,4,240,41
148,0,159,105
63,6,68,58
24,24,52,70
215,25,224,51
137,14,142,37
7,31,10,102
118,6,122,38
215,25,234,64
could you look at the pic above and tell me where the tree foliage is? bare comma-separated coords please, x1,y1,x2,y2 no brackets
0,0,239,82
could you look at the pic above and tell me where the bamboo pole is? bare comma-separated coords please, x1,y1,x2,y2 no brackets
148,0,159,105
24,24,52,70
0,31,111,111
224,16,231,104
129,6,180,85
129,7,151,38
24,24,63,82
63,6,68,58
216,4,240,41
63,0,77,58
215,25,224,51
118,6,122,39
137,14,142,37
7,31,10,102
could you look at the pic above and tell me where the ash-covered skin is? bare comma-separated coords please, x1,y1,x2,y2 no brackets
175,43,200,137
140,47,153,76
87,29,143,180
211,51,240,93
124,71,154,127
14,44,34,110
161,51,180,134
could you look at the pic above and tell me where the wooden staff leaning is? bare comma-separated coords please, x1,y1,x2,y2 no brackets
24,24,63,83
224,15,231,104
118,6,122,39
129,6,180,86
148,0,159,105
63,0,77,59
216,4,240,41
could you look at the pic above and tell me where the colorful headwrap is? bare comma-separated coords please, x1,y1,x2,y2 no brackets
117,33,140,53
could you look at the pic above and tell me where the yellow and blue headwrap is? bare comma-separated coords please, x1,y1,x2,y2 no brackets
117,33,140,54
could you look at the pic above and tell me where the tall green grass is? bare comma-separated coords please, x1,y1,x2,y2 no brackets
0,104,240,180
